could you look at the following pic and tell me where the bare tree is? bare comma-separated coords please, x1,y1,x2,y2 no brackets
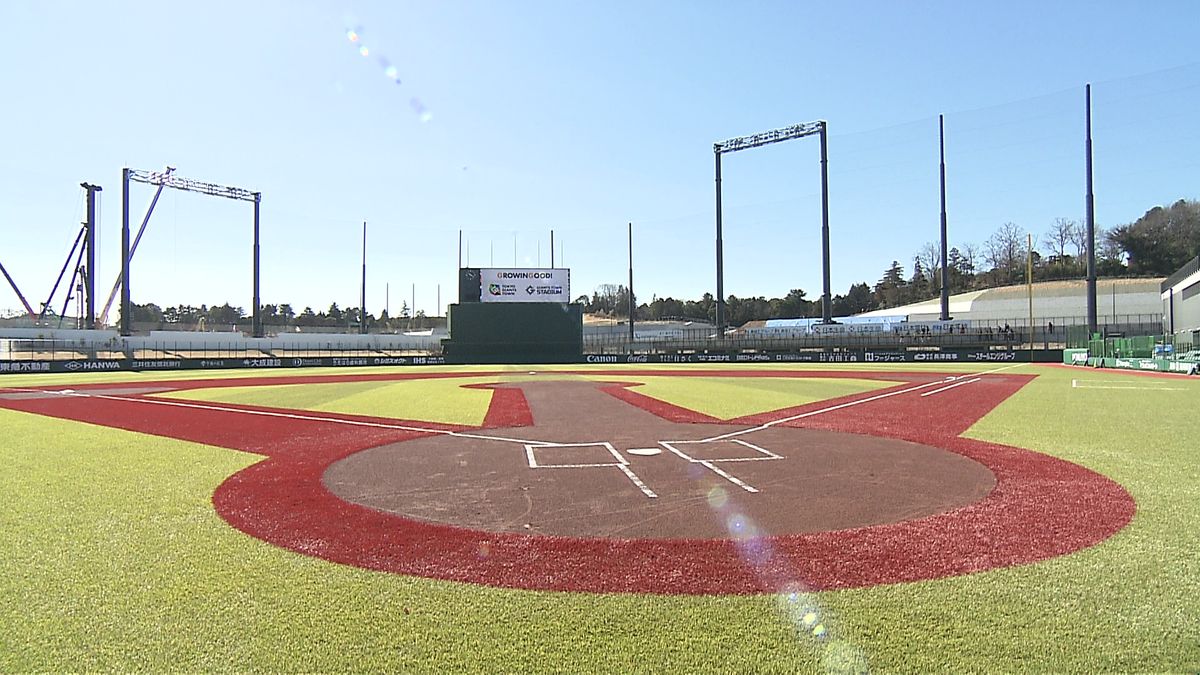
1045,217,1077,261
1069,220,1090,259
959,242,979,275
917,241,942,292
984,222,1028,284
984,222,1023,270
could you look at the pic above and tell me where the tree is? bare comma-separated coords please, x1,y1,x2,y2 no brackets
207,303,244,326
296,307,319,327
1098,227,1128,277
1109,199,1200,275
946,247,974,292
1045,217,1078,262
772,289,812,319
917,242,942,296
909,257,929,301
843,282,876,314
326,302,343,325
984,222,1025,284
874,261,907,308
131,302,163,323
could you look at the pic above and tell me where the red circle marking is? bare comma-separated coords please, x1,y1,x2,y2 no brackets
0,369,1135,594
204,370,1133,594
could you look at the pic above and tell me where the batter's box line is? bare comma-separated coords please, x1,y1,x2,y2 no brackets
658,439,783,493
524,442,656,498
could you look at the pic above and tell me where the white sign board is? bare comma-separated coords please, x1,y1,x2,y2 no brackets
480,268,571,303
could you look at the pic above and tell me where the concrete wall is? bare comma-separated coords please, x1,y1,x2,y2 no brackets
862,279,1164,325
1164,266,1200,348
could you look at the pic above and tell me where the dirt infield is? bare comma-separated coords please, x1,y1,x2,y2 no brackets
0,368,1136,594
326,380,995,538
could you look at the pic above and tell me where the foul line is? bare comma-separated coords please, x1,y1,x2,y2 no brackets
920,377,982,397
694,363,1024,443
1071,379,1186,392
6,362,1026,461
42,389,557,447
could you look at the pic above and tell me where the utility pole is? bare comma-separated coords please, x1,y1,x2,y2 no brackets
360,221,367,335
819,121,832,324
1027,233,1034,348
81,182,102,328
714,149,724,331
1085,83,1098,335
628,223,635,345
120,168,131,336
938,115,950,321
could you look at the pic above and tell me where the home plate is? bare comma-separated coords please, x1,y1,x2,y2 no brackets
627,447,662,457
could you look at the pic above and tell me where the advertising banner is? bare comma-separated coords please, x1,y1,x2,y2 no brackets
479,268,570,303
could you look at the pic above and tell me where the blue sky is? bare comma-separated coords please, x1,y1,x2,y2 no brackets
2,1,1199,319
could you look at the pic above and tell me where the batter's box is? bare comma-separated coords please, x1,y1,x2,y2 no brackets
660,439,783,463
658,439,782,493
524,441,625,469
523,442,656,499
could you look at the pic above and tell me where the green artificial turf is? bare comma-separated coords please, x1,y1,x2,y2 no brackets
821,365,1200,671
613,375,894,419
1,363,1197,671
154,377,499,426
0,410,822,671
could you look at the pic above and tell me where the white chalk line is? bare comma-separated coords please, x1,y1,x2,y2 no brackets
1071,379,1186,392
56,390,556,446
696,363,1024,443
700,461,759,493
920,377,982,397
10,365,1023,500
525,442,656,498
659,439,782,492
616,464,659,498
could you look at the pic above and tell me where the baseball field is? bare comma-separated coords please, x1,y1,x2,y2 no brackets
0,362,1196,672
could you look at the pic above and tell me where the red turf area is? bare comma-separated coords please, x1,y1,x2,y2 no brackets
0,369,1135,595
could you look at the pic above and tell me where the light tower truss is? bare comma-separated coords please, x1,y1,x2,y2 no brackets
117,167,263,337
714,121,824,154
713,119,832,330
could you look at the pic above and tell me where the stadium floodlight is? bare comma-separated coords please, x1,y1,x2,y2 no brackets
713,119,832,330
118,167,264,337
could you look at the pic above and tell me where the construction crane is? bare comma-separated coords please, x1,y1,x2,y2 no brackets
0,259,36,318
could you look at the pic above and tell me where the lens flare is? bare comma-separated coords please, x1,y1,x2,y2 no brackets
345,24,432,122
410,98,433,123
703,481,862,662
706,485,728,509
